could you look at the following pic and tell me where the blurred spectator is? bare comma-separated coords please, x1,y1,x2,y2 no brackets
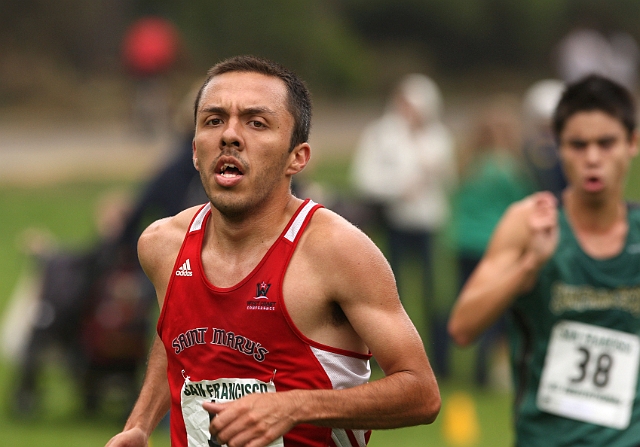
521,79,566,197
7,81,205,419
351,73,456,377
609,32,640,92
448,95,535,387
121,16,182,138
9,191,150,418
555,27,639,92
115,79,206,251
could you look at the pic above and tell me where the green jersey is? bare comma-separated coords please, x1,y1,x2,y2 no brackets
509,205,640,446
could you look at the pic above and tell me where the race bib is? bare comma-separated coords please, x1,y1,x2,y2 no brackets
537,320,640,429
181,375,284,447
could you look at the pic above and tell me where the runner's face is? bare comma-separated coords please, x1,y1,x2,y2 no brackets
559,111,638,202
193,71,298,217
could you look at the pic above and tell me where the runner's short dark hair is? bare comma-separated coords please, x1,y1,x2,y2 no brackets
553,74,636,143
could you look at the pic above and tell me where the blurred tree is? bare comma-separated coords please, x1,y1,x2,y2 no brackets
0,0,131,70
2,0,640,102
0,0,133,107
339,0,640,84
149,0,374,95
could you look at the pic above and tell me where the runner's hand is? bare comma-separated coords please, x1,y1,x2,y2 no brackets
104,427,148,447
526,192,559,269
204,391,298,447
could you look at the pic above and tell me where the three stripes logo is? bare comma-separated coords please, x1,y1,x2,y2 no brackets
176,259,193,276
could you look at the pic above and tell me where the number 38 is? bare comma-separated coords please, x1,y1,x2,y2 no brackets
570,346,613,388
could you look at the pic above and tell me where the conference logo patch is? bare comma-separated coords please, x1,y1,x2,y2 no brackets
247,281,276,311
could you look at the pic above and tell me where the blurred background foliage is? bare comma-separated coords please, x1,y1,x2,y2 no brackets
2,0,640,110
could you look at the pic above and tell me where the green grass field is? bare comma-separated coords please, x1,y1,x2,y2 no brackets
2,154,639,446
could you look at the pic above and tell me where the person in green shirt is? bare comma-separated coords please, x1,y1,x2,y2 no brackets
449,74,640,446
449,95,535,386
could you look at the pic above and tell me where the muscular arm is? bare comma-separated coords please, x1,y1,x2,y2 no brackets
291,219,440,429
448,192,558,346
315,218,440,428
205,209,440,446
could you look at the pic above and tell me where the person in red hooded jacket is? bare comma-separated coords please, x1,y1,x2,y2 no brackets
122,16,181,137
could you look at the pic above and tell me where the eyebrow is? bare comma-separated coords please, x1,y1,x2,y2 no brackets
565,135,618,145
198,105,277,117
199,106,226,116
241,106,277,116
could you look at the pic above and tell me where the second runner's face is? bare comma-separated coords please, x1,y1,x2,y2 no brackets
193,71,297,217
559,110,638,202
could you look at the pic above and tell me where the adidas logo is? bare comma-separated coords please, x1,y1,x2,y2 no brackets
176,259,193,276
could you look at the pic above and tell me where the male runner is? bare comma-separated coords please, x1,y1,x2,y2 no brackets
105,55,440,447
448,74,640,445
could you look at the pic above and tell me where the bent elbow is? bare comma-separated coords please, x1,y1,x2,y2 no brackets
447,319,475,347
421,393,441,424
413,377,441,425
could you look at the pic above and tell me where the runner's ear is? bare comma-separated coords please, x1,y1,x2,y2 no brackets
192,139,200,171
286,142,310,176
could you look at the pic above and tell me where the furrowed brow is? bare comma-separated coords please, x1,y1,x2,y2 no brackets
240,106,276,117
199,106,227,116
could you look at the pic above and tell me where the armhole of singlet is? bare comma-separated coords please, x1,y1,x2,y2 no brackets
279,202,372,360
157,203,211,337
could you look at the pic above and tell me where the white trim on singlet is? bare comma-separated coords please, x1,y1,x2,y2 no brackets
189,203,211,233
310,347,371,389
284,200,317,242
332,429,366,447
189,201,315,237
311,346,370,447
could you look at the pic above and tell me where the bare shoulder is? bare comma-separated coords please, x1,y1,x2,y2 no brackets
138,206,200,254
298,207,394,299
285,205,401,353
301,207,385,265
138,205,202,289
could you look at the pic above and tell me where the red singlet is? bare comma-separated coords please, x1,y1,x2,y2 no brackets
158,199,372,447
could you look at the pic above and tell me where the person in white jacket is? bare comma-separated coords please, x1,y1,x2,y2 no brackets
352,73,457,378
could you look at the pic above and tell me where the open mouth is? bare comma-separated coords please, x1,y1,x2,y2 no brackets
220,162,243,178
584,176,604,192
214,158,246,187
